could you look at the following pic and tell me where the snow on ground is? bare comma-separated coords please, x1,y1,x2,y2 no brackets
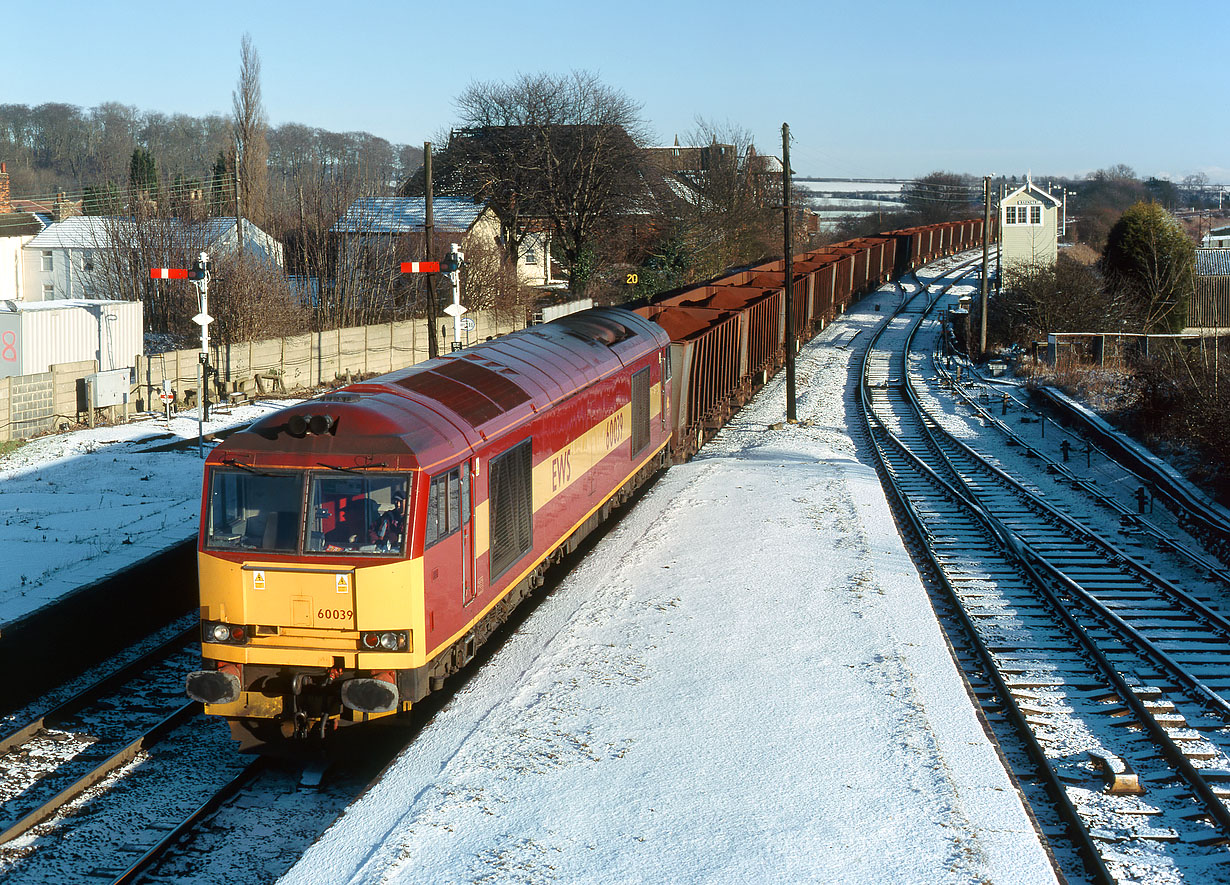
282,282,1057,885
0,266,1064,882
0,400,297,628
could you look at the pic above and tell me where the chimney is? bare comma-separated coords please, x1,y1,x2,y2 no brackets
0,162,10,214
53,190,79,222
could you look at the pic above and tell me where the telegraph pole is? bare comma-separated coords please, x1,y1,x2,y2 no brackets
980,176,990,358
782,123,796,423
424,142,439,359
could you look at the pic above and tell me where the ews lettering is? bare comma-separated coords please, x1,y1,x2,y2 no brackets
551,450,572,491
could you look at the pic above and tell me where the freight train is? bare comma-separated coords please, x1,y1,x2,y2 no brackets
185,219,988,746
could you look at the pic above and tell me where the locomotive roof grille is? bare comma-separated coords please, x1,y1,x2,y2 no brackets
395,358,531,426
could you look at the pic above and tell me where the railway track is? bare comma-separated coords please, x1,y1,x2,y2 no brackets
0,620,271,883
861,261,1230,883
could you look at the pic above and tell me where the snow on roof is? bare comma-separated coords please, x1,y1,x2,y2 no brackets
330,197,485,234
25,215,250,250
0,297,132,312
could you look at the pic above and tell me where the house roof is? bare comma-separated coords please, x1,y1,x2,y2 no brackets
330,197,485,234
25,215,268,251
1196,248,1230,276
1002,180,1061,208
0,212,45,239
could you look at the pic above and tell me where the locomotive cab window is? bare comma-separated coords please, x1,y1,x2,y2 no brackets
307,474,409,555
206,471,302,554
424,466,470,549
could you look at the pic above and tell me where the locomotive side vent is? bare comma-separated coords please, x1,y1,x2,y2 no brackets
489,438,533,580
631,367,650,455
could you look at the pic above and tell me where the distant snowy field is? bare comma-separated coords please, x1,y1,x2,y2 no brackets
796,180,906,227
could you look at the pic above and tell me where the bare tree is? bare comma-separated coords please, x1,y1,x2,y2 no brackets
460,235,531,327
670,118,779,279
901,171,979,224
995,254,1128,344
232,34,270,229
449,71,648,295
209,251,307,344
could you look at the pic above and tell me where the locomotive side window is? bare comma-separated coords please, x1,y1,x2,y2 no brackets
206,471,302,553
306,474,409,555
424,467,463,549
489,439,533,580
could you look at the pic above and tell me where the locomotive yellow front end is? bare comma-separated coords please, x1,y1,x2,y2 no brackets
185,398,444,747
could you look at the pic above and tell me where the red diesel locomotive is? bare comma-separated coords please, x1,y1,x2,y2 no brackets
187,219,987,745
186,308,671,745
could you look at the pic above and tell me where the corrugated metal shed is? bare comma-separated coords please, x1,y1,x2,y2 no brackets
0,299,143,378
329,198,485,234
1195,249,1230,276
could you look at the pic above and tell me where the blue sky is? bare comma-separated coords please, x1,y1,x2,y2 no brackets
7,0,1226,181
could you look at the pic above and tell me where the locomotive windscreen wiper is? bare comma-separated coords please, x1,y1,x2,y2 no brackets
222,458,279,476
317,461,389,474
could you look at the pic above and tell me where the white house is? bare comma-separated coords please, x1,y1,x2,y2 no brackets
1202,225,1230,249
331,197,558,289
1000,179,1061,268
0,162,48,302
21,215,284,303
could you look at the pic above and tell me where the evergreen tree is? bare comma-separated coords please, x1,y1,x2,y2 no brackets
82,182,123,215
128,146,158,198
1102,201,1195,333
209,151,230,216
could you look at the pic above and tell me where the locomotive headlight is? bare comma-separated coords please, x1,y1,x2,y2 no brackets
360,630,409,651
202,621,250,644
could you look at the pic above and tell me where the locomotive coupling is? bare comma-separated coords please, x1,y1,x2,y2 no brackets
340,673,399,714
185,668,241,705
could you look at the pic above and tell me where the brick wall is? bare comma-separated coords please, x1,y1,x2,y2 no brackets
9,372,55,438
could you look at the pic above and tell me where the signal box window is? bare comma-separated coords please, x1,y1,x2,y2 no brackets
1030,205,1041,224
